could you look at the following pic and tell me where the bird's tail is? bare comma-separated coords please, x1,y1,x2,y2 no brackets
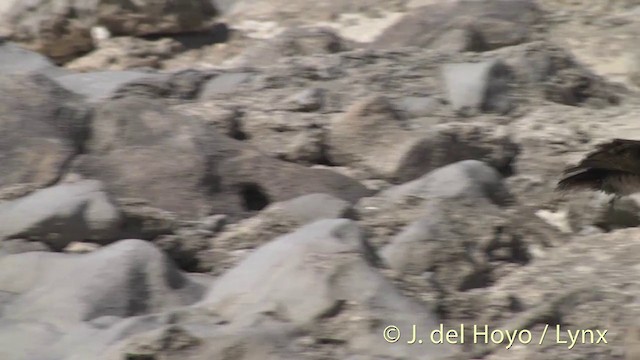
556,167,604,193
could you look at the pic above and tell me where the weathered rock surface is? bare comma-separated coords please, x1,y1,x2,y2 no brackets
372,0,543,52
53,70,160,103
71,97,370,221
442,59,514,115
231,26,350,67
204,219,458,359
0,239,207,360
1,0,218,62
380,160,513,205
65,36,184,71
0,42,68,77
327,96,519,182
0,180,122,250
0,73,91,190
0,1,639,359
208,192,355,272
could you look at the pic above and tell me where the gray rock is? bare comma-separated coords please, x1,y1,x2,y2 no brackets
155,228,213,272
209,193,355,272
0,239,51,255
327,95,432,182
381,160,512,206
397,96,438,118
0,239,205,327
53,70,160,103
2,0,218,61
380,198,500,279
0,180,122,250
232,26,348,67
0,42,68,77
442,59,514,116
110,69,214,101
371,0,541,52
203,219,458,359
282,129,327,164
267,193,354,223
0,308,168,360
328,95,519,182
72,97,369,220
0,73,92,190
115,198,179,240
65,36,184,72
199,72,253,98
196,214,228,233
116,321,302,360
284,87,325,112
565,192,640,233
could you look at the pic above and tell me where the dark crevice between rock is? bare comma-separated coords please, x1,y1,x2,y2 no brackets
458,268,493,292
238,183,270,211
318,299,346,319
228,109,249,141
140,23,231,50
486,226,531,265
46,103,95,187
312,128,336,166
125,354,156,360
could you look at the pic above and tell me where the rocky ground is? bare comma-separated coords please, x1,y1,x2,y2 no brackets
1,0,640,359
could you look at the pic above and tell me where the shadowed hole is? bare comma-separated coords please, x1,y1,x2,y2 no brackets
239,183,270,211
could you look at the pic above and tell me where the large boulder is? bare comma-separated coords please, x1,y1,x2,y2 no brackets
0,239,207,360
208,192,356,272
371,0,543,52
379,160,513,205
203,219,458,359
71,97,370,220
0,73,92,190
0,41,69,77
0,180,122,250
0,239,205,326
327,95,519,182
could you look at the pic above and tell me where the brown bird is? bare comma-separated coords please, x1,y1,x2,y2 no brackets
557,138,640,197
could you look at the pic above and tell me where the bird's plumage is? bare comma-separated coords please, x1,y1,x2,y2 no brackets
557,138,640,196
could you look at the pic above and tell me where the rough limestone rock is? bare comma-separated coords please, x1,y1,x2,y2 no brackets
71,97,370,220
112,320,306,360
380,198,522,283
476,228,640,360
0,239,205,324
203,219,458,359
0,180,122,250
154,227,214,273
0,42,69,77
372,0,542,52
328,95,519,182
232,26,349,67
1,0,218,62
380,160,513,206
0,239,207,360
115,198,179,240
0,2,639,360
53,70,160,103
327,94,430,182
0,73,92,190
0,239,51,255
209,193,355,272
442,59,514,115
65,36,184,71
199,72,255,98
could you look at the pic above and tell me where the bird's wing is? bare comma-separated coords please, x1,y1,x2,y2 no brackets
562,139,640,175
557,139,640,193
